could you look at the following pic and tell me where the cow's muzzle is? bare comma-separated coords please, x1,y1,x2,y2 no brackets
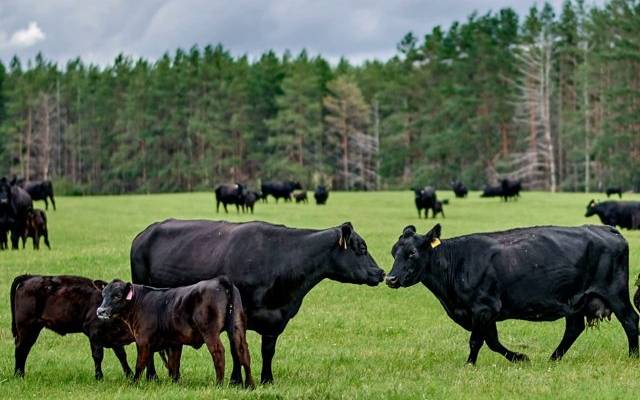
385,275,400,288
96,307,112,320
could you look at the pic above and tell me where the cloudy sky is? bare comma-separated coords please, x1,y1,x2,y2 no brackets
0,0,602,66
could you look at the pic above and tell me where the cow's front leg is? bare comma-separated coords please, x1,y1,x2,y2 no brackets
466,329,484,365
260,334,278,384
484,323,528,362
90,341,104,380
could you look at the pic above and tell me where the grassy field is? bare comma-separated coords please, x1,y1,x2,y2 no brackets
1,190,640,399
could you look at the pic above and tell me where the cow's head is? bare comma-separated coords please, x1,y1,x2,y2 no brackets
585,199,599,217
0,177,10,207
97,279,133,320
327,222,384,286
386,224,442,288
290,181,302,190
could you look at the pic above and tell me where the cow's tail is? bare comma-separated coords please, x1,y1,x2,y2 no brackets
10,275,33,338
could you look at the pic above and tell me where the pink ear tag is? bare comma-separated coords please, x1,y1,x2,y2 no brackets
126,287,134,301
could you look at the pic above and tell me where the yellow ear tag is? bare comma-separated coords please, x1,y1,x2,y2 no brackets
431,238,441,249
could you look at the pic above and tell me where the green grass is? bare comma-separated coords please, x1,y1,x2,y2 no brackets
1,190,640,399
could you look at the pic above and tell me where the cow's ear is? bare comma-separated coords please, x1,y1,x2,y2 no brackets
402,225,416,238
338,222,353,249
93,280,106,291
125,283,134,301
424,224,442,248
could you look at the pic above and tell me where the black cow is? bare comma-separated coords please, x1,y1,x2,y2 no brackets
606,187,623,198
243,191,260,214
585,200,640,230
0,177,33,249
413,186,437,218
130,219,384,384
260,181,302,203
97,277,253,387
22,209,50,250
480,184,503,198
501,178,522,201
19,180,56,211
214,183,245,213
432,199,448,218
11,275,136,379
450,181,468,198
314,186,329,205
386,224,639,365
0,213,9,250
294,191,308,204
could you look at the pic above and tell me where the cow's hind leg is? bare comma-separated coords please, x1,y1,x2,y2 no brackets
112,346,132,377
44,198,48,210
485,323,528,362
90,341,105,380
204,334,225,385
14,325,42,377
167,345,182,383
50,195,56,210
609,294,640,357
550,315,585,361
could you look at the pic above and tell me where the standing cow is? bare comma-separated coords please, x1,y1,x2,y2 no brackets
214,183,245,213
11,275,135,379
585,200,640,230
18,179,56,211
314,186,329,205
386,224,638,364
606,187,623,198
130,219,384,384
260,181,302,203
450,181,468,198
0,177,33,249
22,209,51,250
413,186,437,218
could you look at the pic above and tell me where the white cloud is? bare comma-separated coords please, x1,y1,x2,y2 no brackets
9,21,45,48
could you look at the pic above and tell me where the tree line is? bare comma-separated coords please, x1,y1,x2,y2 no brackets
0,0,638,194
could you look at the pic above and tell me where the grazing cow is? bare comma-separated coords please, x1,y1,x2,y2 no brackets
22,209,50,250
606,187,623,199
214,183,245,213
450,181,468,198
294,191,308,204
413,186,437,218
386,224,639,365
19,180,56,211
97,277,253,387
585,200,640,230
243,191,260,214
480,184,503,198
11,275,136,379
130,219,384,384
260,181,302,203
0,177,33,249
314,186,329,205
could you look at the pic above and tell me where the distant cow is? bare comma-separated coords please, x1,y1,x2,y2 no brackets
97,277,253,387
22,209,50,250
450,181,468,198
606,187,623,198
413,186,437,218
314,186,329,205
243,191,260,214
585,200,640,230
0,213,9,250
501,179,522,201
480,185,503,198
432,199,448,218
0,177,33,249
19,180,56,211
294,191,308,204
11,275,137,379
386,224,639,364
261,181,302,203
214,183,245,213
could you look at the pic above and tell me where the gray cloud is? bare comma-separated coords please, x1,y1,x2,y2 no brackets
0,0,603,67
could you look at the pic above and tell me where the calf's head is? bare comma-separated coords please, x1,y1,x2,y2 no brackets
97,279,134,320
386,224,441,289
328,222,384,286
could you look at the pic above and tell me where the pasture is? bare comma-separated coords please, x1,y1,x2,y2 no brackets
1,190,640,399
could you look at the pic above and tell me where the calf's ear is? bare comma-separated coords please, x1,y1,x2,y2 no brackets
93,280,106,291
338,222,353,249
125,283,134,301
